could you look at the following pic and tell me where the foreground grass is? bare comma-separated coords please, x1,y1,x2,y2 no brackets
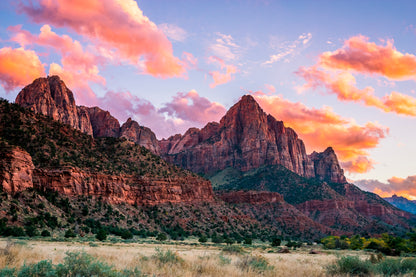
0,238,376,276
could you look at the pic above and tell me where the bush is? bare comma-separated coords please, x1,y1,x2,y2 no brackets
327,256,372,276
198,235,208,243
96,229,107,241
120,230,133,240
18,260,55,277
243,237,252,245
375,257,416,276
152,248,183,264
271,237,281,247
237,255,273,272
156,233,167,241
64,229,76,238
41,230,51,237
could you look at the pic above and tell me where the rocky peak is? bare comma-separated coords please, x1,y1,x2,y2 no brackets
15,76,93,135
309,147,346,184
120,118,160,155
86,106,120,138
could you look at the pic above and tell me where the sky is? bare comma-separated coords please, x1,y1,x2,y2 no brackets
0,0,416,199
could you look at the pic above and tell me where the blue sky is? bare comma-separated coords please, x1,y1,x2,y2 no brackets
1,0,416,198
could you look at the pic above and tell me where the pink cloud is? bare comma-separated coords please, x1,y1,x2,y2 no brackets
253,93,388,174
297,66,416,116
320,35,416,80
0,47,45,91
160,90,226,124
18,0,185,78
208,56,238,88
356,175,416,199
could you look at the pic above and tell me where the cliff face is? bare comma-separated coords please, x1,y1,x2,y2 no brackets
309,147,346,183
0,146,34,195
120,118,160,155
15,76,160,154
0,146,213,205
15,76,94,136
218,191,283,205
160,95,316,178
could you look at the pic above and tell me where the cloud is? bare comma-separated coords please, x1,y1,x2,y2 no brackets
210,32,239,61
264,32,312,65
208,56,238,88
9,24,105,105
297,66,416,116
97,90,226,139
320,35,416,80
18,0,185,78
159,23,187,42
160,90,226,124
355,175,416,199
0,47,45,91
252,93,388,173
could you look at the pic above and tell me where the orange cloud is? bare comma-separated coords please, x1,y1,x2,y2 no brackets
208,56,238,88
9,24,105,105
253,93,388,173
19,0,185,78
320,35,416,80
356,175,416,199
297,66,416,116
0,47,45,91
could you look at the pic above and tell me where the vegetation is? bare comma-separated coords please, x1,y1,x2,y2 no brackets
322,233,416,255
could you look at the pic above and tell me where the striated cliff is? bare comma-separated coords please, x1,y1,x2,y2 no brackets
309,147,346,183
15,76,160,154
160,95,317,178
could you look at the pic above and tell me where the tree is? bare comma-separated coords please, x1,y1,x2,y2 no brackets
96,229,107,241
198,235,208,243
271,237,281,247
64,229,76,238
244,237,252,245
156,233,167,241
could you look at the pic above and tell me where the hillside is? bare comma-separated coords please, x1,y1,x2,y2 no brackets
385,195,416,214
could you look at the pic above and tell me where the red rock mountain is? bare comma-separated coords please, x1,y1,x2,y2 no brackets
160,95,345,183
15,76,160,154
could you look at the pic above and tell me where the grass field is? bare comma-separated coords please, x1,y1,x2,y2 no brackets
0,237,374,277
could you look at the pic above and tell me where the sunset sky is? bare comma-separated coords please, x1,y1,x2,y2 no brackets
1,0,416,198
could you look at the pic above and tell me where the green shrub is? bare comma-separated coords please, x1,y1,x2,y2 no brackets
152,248,183,264
327,256,372,276
156,233,167,241
237,255,273,272
218,254,231,265
17,260,55,277
243,237,252,245
375,257,416,276
198,235,208,243
271,237,281,247
64,229,76,238
96,229,107,241
120,230,133,240
41,230,51,237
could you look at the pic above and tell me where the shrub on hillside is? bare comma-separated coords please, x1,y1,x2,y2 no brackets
327,256,373,276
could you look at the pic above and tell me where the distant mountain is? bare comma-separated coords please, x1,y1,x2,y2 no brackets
385,195,416,214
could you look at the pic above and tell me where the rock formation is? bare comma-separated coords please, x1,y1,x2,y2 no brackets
120,118,160,155
0,146,34,195
160,95,316,178
218,191,284,205
309,147,347,183
15,76,93,135
15,76,160,154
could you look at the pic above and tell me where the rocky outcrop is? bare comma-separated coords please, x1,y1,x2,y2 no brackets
33,167,213,205
15,76,93,136
86,106,120,138
160,95,316,177
120,118,160,155
0,146,35,195
15,76,161,154
309,147,346,183
218,191,283,205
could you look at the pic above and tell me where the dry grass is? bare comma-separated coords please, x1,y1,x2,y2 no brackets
0,238,369,276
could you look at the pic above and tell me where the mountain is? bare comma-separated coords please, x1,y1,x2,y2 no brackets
385,195,416,214
160,95,345,182
16,76,160,154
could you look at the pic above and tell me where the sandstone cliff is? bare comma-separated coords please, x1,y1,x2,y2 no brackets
15,76,94,135
309,147,346,183
160,95,317,178
15,76,160,154
120,118,160,155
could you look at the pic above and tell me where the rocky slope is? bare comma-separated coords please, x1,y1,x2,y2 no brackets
160,95,345,183
15,76,160,154
0,99,213,205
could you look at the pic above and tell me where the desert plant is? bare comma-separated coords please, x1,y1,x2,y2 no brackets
64,229,76,238
237,255,273,273
156,233,167,241
327,256,373,276
222,245,245,254
96,229,107,241
152,248,183,264
198,235,208,243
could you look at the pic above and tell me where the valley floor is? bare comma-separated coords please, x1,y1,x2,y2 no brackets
0,238,369,277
